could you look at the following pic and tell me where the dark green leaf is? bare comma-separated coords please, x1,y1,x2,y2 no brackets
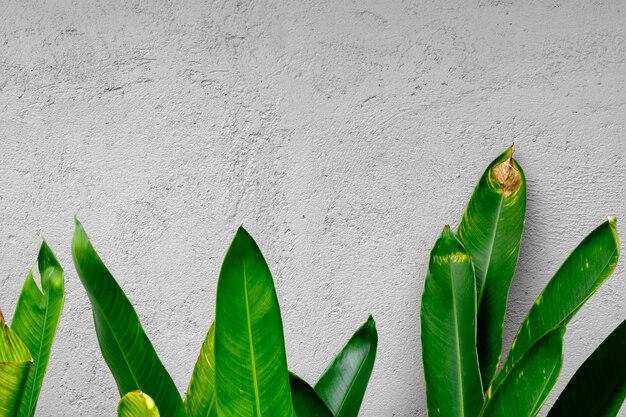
214,227,295,417
290,373,333,417
547,318,626,417
71,218,185,417
480,327,565,417
457,145,526,387
314,317,377,417
421,227,483,417
489,218,620,396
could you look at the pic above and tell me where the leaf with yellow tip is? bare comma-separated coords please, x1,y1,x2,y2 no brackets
118,391,160,417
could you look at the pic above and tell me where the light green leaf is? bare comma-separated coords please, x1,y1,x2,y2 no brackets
314,317,377,417
185,322,217,417
0,311,32,417
421,226,483,417
12,241,64,417
71,218,185,417
118,391,160,417
214,227,295,417
480,327,565,417
489,218,620,396
457,145,526,387
290,373,333,417
547,318,626,417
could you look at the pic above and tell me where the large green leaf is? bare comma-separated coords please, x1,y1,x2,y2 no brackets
290,373,333,417
480,327,565,417
11,242,64,417
420,227,483,417
214,227,295,417
71,219,185,417
118,391,160,417
489,218,620,396
547,318,626,417
0,311,32,417
456,145,526,387
314,317,377,417
185,322,217,417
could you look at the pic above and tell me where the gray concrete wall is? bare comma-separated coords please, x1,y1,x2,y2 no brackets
1,1,625,415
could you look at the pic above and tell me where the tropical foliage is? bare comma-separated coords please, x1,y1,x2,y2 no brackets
72,220,377,416
0,242,65,417
420,146,623,417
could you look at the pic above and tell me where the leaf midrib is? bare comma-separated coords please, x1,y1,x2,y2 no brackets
333,345,370,417
22,278,52,417
242,261,262,417
449,262,467,417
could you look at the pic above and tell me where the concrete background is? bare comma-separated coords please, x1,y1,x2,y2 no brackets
0,0,625,415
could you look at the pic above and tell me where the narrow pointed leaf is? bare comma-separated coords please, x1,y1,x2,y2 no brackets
0,312,32,417
457,146,526,387
421,227,483,417
314,317,377,417
11,242,64,417
490,218,620,395
71,219,185,417
547,318,626,417
214,227,295,417
118,391,160,417
290,373,333,417
185,322,217,417
481,327,565,417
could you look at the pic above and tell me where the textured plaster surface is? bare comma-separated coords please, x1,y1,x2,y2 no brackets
0,1,625,416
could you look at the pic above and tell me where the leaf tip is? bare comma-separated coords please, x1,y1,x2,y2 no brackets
493,153,522,197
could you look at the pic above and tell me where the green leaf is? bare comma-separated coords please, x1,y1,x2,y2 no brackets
289,373,333,417
420,226,483,417
118,391,160,417
214,227,295,417
480,327,565,417
71,218,185,417
547,318,626,417
314,316,377,417
11,241,64,417
489,218,620,396
0,311,32,417
457,145,526,387
185,322,217,417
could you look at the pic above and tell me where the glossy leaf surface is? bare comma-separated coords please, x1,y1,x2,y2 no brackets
118,391,160,417
290,373,333,417
0,312,32,417
421,227,483,417
11,242,64,417
547,318,626,417
480,328,565,417
214,227,294,417
457,145,526,387
185,322,217,417
314,317,377,417
71,219,185,417
490,218,620,395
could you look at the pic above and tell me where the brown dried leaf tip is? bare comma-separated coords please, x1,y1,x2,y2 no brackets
493,145,521,197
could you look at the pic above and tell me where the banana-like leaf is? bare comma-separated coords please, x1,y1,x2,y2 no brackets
185,322,217,417
0,311,32,417
290,373,333,417
421,227,483,417
480,327,565,417
489,218,620,396
547,318,626,417
214,227,295,417
118,391,160,417
71,219,185,417
11,242,64,417
314,316,377,417
457,145,526,387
